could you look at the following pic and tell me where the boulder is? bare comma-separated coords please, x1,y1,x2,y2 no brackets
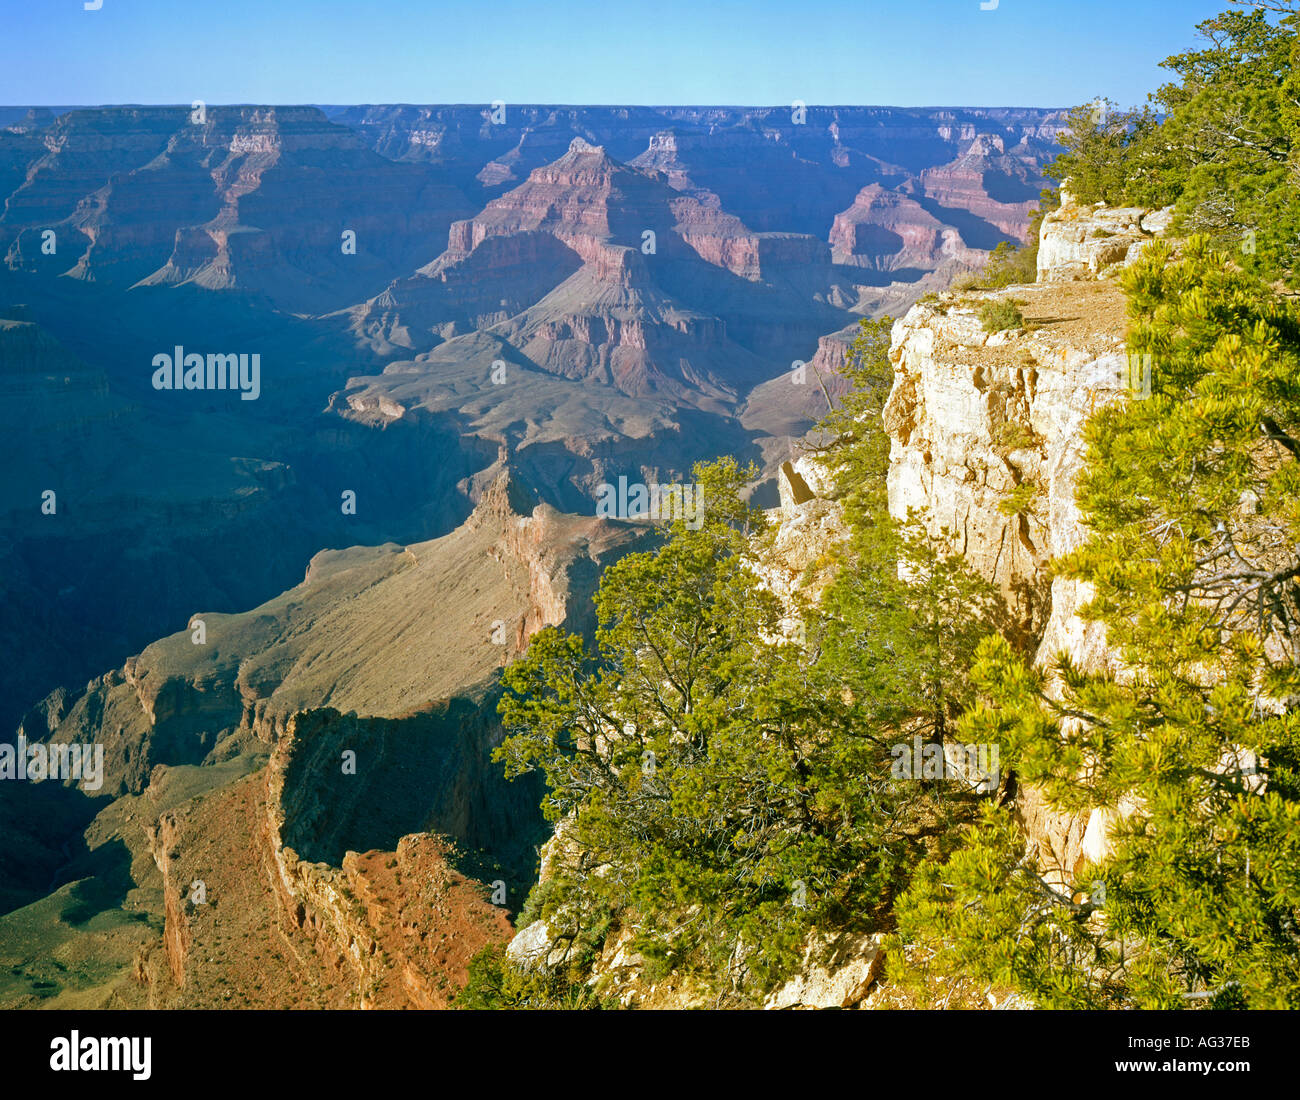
764,932,882,1009
1037,201,1153,282
506,920,555,972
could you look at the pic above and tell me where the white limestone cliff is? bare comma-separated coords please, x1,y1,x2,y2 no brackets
882,193,1177,877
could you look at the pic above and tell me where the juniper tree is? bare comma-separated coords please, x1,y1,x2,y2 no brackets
494,457,908,995
493,324,1010,1001
812,319,1006,786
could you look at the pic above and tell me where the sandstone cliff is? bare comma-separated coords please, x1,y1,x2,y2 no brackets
347,137,845,410
830,184,984,274
882,279,1130,654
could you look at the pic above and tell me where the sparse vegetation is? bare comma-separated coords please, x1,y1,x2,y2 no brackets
978,299,1026,333
957,188,1060,291
996,479,1041,517
991,421,1040,454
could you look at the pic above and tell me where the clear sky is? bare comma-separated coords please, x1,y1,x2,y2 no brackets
1,0,1236,108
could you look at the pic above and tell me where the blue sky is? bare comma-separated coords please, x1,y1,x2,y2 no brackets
1,0,1235,108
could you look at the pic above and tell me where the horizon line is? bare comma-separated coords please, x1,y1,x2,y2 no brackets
2,102,1075,112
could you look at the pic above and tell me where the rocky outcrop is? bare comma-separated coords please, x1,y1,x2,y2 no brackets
881,194,1185,878
1036,190,1173,282
883,282,1130,648
348,138,844,406
350,229,583,354
883,193,1176,664
4,472,657,1008
19,468,649,796
261,709,518,1008
755,455,848,620
127,729,521,1009
144,811,191,987
744,196,1175,891
764,932,883,1009
919,133,1048,247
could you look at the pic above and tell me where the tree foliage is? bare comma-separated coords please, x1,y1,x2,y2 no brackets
490,322,1005,1002
493,456,902,995
455,944,611,1009
893,240,1300,1008
956,188,1061,292
1048,3,1300,281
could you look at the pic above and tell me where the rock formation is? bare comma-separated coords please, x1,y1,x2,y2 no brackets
0,471,653,1008
347,137,845,408
918,133,1049,247
328,105,1066,232
502,193,1174,1006
830,184,984,274
883,279,1131,648
882,194,1178,879
1036,190,1174,281
0,106,474,311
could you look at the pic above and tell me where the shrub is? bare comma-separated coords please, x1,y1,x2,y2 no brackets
978,299,1025,333
996,479,1041,517
991,421,1039,454
960,188,1060,291
455,944,611,1009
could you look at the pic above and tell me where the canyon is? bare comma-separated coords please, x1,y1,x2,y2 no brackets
502,191,1171,1007
0,103,1067,732
0,470,653,1006
1,189,1164,1008
0,102,1073,1008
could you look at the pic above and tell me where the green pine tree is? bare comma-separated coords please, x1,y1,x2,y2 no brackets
892,239,1300,1009
1049,4,1300,283
489,322,1010,1003
493,457,904,997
